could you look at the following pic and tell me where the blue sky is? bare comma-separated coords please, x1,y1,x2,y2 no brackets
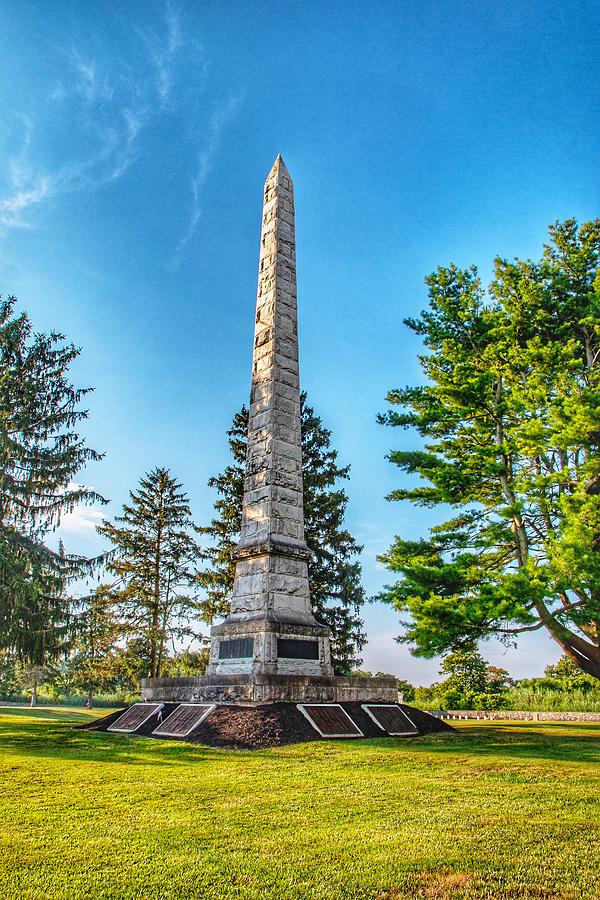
1,0,598,682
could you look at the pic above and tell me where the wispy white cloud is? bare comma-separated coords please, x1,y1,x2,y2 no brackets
59,504,105,537
0,176,54,229
70,51,115,105
0,4,200,234
0,115,50,228
171,95,240,264
0,104,143,230
49,83,67,103
1,4,238,263
136,1,191,107
8,114,33,187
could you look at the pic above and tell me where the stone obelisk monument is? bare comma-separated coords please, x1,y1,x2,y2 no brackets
207,156,334,678
141,156,396,707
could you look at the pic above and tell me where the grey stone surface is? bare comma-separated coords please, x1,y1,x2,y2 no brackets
206,155,334,678
142,674,398,705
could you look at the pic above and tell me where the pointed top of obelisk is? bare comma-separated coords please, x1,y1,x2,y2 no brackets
266,153,291,185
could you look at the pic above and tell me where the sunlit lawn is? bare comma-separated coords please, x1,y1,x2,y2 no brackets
0,706,598,899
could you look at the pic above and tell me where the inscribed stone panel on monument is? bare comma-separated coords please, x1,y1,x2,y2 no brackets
219,638,254,659
278,639,319,659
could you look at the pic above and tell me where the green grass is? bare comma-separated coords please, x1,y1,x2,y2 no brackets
0,707,599,899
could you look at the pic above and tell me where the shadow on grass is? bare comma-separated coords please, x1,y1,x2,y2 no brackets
1,708,599,768
0,705,113,722
372,723,600,764
0,725,243,766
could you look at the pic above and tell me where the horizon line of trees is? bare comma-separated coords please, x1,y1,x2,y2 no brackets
354,649,600,712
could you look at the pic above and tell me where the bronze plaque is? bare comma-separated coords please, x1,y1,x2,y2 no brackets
152,704,214,737
108,703,163,733
219,638,254,659
278,639,319,659
298,704,363,737
362,704,418,735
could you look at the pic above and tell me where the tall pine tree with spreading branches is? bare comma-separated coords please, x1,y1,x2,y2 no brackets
198,393,366,673
0,295,104,665
97,467,202,679
378,219,600,679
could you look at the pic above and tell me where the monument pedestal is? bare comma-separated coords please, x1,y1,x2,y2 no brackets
141,673,398,706
207,616,334,677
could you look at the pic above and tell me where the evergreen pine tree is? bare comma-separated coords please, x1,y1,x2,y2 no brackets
198,393,366,673
378,219,600,678
97,467,202,678
0,295,104,664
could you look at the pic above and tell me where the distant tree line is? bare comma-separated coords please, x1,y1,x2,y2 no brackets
351,648,600,713
400,649,600,713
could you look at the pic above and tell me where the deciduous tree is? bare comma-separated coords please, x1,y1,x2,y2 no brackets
435,646,510,709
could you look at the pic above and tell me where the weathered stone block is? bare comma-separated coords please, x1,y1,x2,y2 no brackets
142,674,398,705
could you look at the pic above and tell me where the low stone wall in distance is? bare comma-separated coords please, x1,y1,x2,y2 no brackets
431,709,600,723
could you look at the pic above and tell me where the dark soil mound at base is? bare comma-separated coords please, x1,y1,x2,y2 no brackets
83,701,453,749
75,708,127,730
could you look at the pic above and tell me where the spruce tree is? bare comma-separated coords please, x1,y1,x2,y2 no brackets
97,467,201,678
198,393,366,672
0,295,104,664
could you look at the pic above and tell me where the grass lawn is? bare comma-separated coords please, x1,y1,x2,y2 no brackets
0,707,598,899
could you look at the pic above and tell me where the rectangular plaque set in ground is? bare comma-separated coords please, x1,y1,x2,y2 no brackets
140,155,397,714
97,699,426,744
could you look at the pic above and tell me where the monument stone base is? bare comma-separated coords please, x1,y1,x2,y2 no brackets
141,673,398,706
85,697,454,748
206,616,334,678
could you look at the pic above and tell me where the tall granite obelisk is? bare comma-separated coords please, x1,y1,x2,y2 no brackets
207,156,334,678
